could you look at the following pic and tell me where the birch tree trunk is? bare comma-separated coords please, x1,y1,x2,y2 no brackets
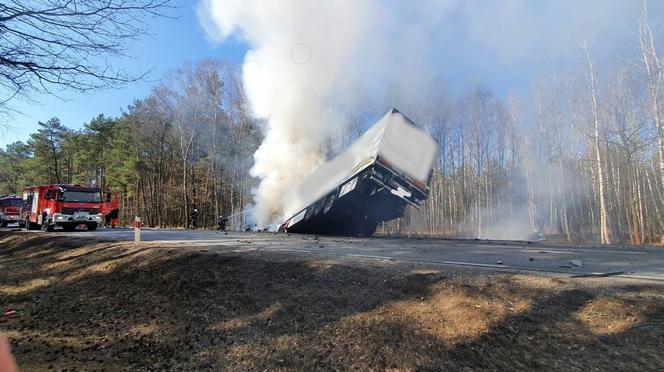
639,0,664,242
583,43,612,244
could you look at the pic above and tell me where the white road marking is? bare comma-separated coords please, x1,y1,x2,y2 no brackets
346,254,393,260
269,248,310,253
482,245,648,255
442,260,511,269
530,249,646,255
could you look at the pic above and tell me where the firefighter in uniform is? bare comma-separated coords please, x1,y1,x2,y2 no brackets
189,208,199,229
217,215,228,231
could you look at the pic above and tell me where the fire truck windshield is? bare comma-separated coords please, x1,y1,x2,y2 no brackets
59,191,101,203
0,198,22,207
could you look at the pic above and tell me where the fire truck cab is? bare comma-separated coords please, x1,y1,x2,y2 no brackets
101,191,119,228
0,195,24,227
21,184,104,231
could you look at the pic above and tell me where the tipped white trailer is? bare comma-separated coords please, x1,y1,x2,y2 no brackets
281,108,439,236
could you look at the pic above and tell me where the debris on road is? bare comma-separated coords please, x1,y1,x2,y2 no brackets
571,271,625,278
3,310,17,318
495,260,503,265
570,259,583,267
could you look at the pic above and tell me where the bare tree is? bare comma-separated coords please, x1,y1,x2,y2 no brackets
582,41,612,244
0,0,173,114
638,0,664,211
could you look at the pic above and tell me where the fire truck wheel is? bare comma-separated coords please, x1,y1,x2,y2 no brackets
42,219,54,232
0,221,7,228
86,223,98,231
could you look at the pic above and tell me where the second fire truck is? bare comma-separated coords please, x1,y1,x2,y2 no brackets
0,195,24,227
21,184,105,231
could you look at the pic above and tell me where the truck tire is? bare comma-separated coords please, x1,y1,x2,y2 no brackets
323,194,335,214
42,218,54,232
27,221,39,230
1,221,7,228
313,199,325,216
86,223,98,231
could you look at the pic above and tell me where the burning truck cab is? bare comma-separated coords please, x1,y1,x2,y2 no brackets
281,108,439,236
21,184,105,231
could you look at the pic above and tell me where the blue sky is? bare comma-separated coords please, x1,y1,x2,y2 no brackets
0,0,540,148
0,0,648,148
0,1,247,148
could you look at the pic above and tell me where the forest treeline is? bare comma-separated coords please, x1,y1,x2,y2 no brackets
0,60,261,229
1,8,664,244
391,19,664,244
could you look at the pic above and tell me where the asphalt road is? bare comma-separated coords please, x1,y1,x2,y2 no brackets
5,226,664,281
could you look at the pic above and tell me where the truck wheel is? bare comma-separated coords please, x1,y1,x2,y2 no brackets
323,194,335,214
313,199,325,216
42,219,54,232
86,223,98,231
27,221,39,230
1,221,7,228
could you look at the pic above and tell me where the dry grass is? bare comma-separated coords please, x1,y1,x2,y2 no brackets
0,232,663,371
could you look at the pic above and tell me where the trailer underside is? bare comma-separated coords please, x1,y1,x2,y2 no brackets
283,161,427,236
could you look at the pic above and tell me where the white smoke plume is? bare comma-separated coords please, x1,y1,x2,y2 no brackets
197,0,636,226
197,0,449,224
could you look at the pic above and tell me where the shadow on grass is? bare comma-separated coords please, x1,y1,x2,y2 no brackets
1,232,663,371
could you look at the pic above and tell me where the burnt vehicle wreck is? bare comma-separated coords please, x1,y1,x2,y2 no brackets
281,108,439,236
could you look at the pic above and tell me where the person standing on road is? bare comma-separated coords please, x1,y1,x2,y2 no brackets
189,208,199,229
217,215,228,231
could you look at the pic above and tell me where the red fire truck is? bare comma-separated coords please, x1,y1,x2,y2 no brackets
100,191,119,227
21,184,105,231
0,195,24,227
